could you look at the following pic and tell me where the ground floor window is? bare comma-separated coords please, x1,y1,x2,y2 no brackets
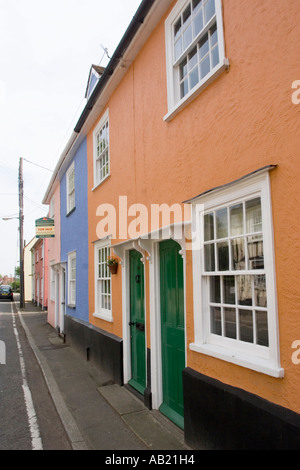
93,240,112,322
68,251,76,307
190,168,283,377
204,195,268,348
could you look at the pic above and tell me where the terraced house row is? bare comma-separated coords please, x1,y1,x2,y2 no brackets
41,0,300,449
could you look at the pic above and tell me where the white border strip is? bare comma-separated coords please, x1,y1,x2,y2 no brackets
11,303,43,450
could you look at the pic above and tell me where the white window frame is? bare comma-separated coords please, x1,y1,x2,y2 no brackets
93,239,112,322
68,251,76,307
50,266,55,301
164,0,228,121
92,109,110,190
66,161,75,214
50,195,55,218
190,169,284,378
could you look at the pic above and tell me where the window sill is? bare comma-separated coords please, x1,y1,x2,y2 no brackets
92,173,111,192
66,207,76,217
93,311,113,323
164,59,229,122
189,342,284,378
67,304,76,310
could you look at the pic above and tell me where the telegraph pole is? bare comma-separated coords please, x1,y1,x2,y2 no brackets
19,157,25,309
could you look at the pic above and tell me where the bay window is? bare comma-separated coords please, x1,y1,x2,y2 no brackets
190,167,283,377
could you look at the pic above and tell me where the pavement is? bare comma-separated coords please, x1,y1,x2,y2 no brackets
14,298,192,451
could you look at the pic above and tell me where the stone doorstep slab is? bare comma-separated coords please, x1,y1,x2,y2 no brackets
98,384,146,416
97,384,189,450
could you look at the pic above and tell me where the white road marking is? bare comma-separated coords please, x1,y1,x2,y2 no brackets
11,304,43,450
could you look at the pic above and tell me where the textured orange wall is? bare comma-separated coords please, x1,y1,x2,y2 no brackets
87,0,300,413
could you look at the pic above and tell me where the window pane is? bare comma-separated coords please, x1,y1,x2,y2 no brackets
175,38,183,61
204,213,214,241
200,54,210,79
210,276,220,303
216,208,228,239
223,276,235,304
204,243,215,271
180,59,188,79
230,203,243,236
256,311,269,347
183,5,192,49
189,47,198,69
211,45,219,68
210,24,218,47
183,24,193,50
174,18,182,41
254,275,267,307
204,0,215,23
239,309,253,343
199,33,209,59
190,67,199,90
237,275,252,306
231,237,245,270
246,197,262,233
193,10,203,36
217,242,229,271
211,306,222,335
247,235,264,270
224,307,236,339
193,0,202,13
180,78,189,98
183,4,191,24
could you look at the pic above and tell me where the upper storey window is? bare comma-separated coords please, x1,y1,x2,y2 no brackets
93,109,110,189
165,0,228,120
66,162,75,214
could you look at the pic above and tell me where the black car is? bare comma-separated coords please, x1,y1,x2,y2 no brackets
0,285,13,301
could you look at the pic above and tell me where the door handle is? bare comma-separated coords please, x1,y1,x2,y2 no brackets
135,274,141,284
129,321,136,326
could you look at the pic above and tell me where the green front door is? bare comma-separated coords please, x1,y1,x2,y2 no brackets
129,250,146,395
159,240,185,429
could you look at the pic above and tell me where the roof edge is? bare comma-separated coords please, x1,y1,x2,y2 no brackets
74,0,156,134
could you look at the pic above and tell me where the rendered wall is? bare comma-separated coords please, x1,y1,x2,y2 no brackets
60,138,89,322
86,0,300,416
47,183,61,327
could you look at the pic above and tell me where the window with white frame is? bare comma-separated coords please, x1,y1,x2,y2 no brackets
66,162,75,214
165,0,228,120
204,196,268,346
94,240,112,322
190,170,283,377
50,195,55,218
93,109,110,188
68,251,76,306
50,266,55,301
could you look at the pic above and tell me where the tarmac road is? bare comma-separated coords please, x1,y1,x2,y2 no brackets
0,299,72,450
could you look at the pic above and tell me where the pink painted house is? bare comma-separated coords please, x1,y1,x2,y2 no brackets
43,181,66,333
32,237,48,310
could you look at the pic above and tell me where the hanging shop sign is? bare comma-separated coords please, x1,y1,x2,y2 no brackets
35,217,55,238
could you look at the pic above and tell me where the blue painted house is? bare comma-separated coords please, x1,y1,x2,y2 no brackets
42,64,105,353
60,137,89,323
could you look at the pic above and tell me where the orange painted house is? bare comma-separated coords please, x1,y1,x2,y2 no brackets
51,0,300,449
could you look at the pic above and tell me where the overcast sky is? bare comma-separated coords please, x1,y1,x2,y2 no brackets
0,0,141,276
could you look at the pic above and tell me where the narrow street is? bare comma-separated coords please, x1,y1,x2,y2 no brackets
0,298,72,450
